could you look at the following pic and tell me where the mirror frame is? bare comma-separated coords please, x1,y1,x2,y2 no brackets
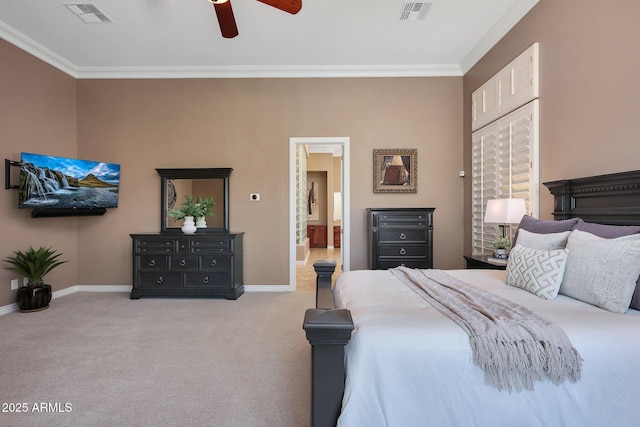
157,168,232,234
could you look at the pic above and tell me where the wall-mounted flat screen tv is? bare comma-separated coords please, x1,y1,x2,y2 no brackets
19,152,120,211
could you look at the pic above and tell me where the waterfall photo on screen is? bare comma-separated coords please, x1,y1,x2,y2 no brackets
19,152,120,209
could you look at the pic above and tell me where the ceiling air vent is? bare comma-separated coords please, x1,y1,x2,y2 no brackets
64,3,113,23
399,2,432,21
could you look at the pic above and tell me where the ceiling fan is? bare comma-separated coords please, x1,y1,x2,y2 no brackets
207,0,302,39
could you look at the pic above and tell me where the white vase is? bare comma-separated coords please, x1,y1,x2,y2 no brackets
195,217,207,228
494,248,508,259
181,216,197,234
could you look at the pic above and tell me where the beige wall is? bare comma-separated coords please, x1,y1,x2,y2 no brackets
1,39,464,305
0,40,79,306
463,0,640,255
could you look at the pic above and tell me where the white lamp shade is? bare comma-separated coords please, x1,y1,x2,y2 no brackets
484,198,527,224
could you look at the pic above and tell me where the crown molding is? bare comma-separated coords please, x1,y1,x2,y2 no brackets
74,64,463,79
0,20,79,78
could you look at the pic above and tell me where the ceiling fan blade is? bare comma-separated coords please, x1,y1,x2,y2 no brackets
213,0,239,38
257,0,302,15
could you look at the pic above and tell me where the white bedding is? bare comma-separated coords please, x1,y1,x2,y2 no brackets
334,269,640,427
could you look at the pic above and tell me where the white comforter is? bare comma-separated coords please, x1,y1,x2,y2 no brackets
334,269,640,427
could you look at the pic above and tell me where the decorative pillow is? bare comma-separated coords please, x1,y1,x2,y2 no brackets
506,244,569,300
515,229,571,251
513,215,578,244
572,220,640,311
573,219,640,238
559,230,640,313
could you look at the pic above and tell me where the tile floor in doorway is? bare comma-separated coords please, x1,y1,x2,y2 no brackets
296,247,342,292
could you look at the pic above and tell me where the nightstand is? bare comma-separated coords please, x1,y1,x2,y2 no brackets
463,255,507,270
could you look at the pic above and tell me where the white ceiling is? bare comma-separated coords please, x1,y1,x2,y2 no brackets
0,0,538,79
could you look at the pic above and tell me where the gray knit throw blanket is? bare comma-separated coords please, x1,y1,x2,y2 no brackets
390,267,583,392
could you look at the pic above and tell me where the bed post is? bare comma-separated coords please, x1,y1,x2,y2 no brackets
303,260,354,427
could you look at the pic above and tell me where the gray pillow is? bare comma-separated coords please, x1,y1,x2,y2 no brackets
572,219,640,311
573,219,640,238
513,215,578,244
515,229,571,251
559,230,640,313
506,244,569,299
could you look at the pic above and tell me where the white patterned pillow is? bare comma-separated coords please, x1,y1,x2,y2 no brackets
559,230,640,313
506,244,569,299
515,229,571,250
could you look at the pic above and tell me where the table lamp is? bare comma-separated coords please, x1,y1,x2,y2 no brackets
484,198,527,238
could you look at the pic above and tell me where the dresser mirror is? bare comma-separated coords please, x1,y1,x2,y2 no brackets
157,168,232,233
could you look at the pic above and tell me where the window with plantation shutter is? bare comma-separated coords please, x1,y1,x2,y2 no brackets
472,100,539,255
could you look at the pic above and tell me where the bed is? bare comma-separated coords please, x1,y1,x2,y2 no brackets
303,169,640,427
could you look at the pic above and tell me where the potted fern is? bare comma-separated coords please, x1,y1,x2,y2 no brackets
3,246,69,312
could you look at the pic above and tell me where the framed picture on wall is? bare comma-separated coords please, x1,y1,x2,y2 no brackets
373,148,417,193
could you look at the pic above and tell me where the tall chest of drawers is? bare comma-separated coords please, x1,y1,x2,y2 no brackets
367,208,434,270
130,233,244,299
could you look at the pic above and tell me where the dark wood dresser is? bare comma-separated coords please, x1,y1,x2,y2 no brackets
367,208,435,269
130,233,244,299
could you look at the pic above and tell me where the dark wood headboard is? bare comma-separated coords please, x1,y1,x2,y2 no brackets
544,169,640,225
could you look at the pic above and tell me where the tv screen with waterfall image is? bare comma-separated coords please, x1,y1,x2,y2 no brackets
19,152,120,210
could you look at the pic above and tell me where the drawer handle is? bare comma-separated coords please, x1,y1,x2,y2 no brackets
400,248,406,255
148,259,156,267
156,276,164,284
203,276,210,284
179,259,187,267
399,233,407,240
210,259,217,267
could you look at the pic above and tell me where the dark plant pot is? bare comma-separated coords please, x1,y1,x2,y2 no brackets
16,284,52,312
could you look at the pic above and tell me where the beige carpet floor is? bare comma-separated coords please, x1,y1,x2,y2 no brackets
0,290,315,427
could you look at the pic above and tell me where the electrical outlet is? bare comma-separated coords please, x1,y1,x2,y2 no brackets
250,193,260,201
11,279,19,290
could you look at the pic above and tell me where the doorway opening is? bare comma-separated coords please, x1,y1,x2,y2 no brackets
289,137,350,291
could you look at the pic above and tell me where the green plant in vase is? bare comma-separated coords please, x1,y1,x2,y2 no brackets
490,236,511,259
194,197,215,228
168,195,201,221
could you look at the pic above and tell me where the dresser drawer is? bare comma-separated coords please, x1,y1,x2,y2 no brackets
199,255,229,271
169,255,198,270
135,239,175,253
378,244,428,258
137,255,168,270
185,272,230,287
190,239,230,253
138,272,182,288
375,213,432,228
378,229,428,243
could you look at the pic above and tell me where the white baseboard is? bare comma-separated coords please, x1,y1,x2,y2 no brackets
244,285,294,292
0,284,132,315
1,283,293,315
